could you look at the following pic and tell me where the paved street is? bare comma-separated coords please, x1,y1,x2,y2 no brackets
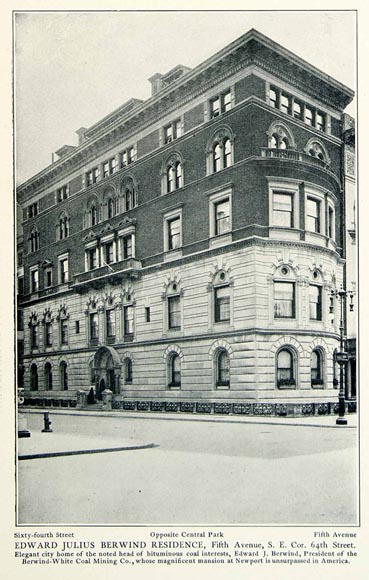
18,411,358,525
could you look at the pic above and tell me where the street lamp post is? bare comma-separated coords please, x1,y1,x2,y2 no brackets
329,286,354,425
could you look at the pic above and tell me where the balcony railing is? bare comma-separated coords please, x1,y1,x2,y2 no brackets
260,148,330,169
73,258,142,289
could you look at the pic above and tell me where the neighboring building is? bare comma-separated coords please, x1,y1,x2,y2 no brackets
16,29,356,416
342,113,356,400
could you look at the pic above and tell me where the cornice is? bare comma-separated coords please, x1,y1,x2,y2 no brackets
17,29,354,200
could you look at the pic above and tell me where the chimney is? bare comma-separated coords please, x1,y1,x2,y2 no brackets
76,127,88,145
148,73,163,96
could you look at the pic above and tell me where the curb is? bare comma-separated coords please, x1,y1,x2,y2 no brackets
18,442,157,461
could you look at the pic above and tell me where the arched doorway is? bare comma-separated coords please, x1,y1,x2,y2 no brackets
92,346,121,399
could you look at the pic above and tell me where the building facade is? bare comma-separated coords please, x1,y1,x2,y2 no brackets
16,30,356,415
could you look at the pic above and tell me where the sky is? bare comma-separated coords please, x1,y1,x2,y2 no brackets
14,10,356,185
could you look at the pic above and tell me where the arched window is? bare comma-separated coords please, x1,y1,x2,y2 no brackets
174,161,182,189
91,205,97,226
276,348,296,388
60,361,68,390
311,349,324,388
121,178,137,211
30,363,38,391
267,122,295,150
29,227,40,253
213,142,222,172
208,130,233,174
59,213,69,240
305,139,330,165
168,353,181,387
44,362,53,390
124,359,133,384
216,349,230,387
162,155,184,194
223,138,232,167
107,198,116,219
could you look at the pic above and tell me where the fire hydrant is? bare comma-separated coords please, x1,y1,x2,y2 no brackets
41,411,53,433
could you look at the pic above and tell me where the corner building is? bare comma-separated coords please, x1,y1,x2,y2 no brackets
17,30,356,416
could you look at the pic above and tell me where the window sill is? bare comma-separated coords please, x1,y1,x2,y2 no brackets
210,232,232,249
164,249,183,262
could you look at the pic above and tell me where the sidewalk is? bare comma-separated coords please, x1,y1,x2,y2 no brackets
21,407,358,429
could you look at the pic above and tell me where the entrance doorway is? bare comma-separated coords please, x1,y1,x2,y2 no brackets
92,346,121,398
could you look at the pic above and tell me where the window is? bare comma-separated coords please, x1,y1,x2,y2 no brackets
31,324,38,349
214,286,230,323
30,268,39,292
268,123,293,150
75,321,80,334
124,359,133,384
57,185,68,203
59,255,69,284
120,146,136,167
166,161,183,192
106,309,116,338
168,353,181,387
86,247,98,270
45,363,53,390
60,319,68,345
122,235,132,259
45,322,53,347
168,296,181,329
311,349,323,387
209,188,232,239
59,213,69,240
307,140,327,163
274,282,295,318
164,119,182,144
89,313,99,341
30,363,38,391
293,100,303,120
91,205,98,226
273,192,294,227
316,112,326,132
104,241,115,265
17,309,24,331
209,132,234,174
216,349,230,387
145,306,151,322
280,93,291,115
276,348,295,388
268,85,328,133
121,178,137,211
269,87,278,108
86,167,100,186
28,202,38,219
123,305,134,339
103,158,117,178
29,227,40,253
60,361,68,390
305,105,314,126
44,268,53,288
309,285,322,321
306,198,321,233
214,199,230,235
328,206,334,239
107,198,116,219
210,89,232,118
168,217,181,250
